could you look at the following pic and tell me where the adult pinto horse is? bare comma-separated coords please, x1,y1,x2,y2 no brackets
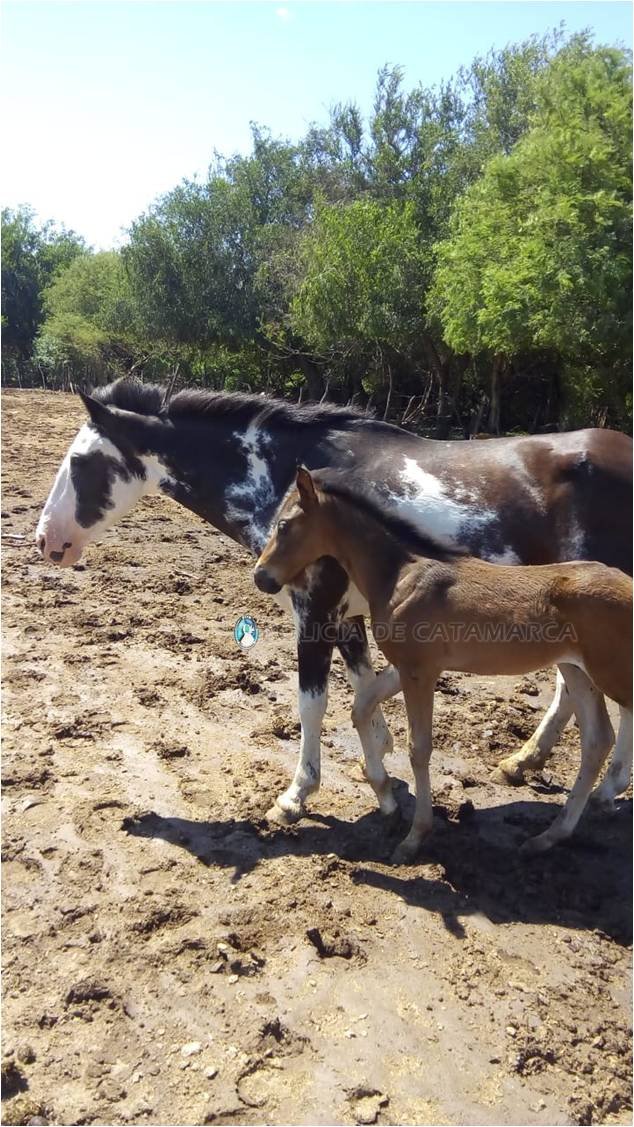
35,378,632,820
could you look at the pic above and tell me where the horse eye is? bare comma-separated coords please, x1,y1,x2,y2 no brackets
277,519,289,536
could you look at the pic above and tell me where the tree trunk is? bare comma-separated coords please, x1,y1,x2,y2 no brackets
383,363,393,421
420,334,452,438
298,355,325,400
488,355,503,434
435,360,451,438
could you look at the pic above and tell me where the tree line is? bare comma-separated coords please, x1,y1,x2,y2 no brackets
2,29,631,435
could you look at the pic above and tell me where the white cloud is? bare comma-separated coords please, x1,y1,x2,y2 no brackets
275,6,292,20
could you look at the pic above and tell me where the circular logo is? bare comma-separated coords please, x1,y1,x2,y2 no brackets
234,614,259,650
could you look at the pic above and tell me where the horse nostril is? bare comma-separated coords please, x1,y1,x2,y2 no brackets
63,542,72,550
49,549,65,563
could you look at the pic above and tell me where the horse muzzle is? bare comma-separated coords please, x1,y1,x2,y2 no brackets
253,566,282,595
35,531,83,567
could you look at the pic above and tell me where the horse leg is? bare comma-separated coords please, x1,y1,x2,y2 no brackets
267,623,335,824
591,706,633,809
337,619,398,817
493,668,574,784
521,666,614,854
392,670,436,864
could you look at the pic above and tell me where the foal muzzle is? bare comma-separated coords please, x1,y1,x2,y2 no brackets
254,566,282,595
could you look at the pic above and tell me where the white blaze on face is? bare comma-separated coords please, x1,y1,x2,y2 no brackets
35,424,165,567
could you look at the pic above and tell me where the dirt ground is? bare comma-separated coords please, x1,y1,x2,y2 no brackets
1,389,632,1127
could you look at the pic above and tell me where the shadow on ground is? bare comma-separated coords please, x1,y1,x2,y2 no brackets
123,785,632,944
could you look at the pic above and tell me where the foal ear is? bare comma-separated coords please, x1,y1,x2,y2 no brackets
295,465,318,510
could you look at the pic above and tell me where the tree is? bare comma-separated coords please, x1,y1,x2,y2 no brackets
429,37,632,429
36,251,140,383
290,199,429,411
1,207,85,367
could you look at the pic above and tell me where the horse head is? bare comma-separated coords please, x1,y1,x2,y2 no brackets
35,391,161,566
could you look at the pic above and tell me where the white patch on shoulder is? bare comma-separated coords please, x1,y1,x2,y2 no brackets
387,456,496,547
495,449,546,510
224,423,275,551
487,548,521,565
565,519,586,560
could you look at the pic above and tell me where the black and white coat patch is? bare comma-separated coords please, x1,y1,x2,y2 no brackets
36,380,633,820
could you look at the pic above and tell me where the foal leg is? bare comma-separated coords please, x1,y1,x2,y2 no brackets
337,620,398,817
392,671,436,865
268,627,335,824
493,668,574,784
521,666,614,854
351,664,401,729
591,707,633,808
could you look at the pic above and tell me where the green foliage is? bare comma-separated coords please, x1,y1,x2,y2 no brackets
4,31,631,431
1,206,86,361
291,199,427,356
430,36,632,426
35,251,140,378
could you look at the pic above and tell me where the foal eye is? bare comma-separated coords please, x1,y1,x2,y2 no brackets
277,519,289,536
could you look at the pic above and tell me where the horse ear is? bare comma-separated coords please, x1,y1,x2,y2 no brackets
78,390,148,452
78,390,114,429
296,465,318,510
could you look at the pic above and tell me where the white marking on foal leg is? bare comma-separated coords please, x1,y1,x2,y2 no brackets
493,669,574,784
272,688,327,822
522,667,614,854
349,664,401,816
591,707,633,808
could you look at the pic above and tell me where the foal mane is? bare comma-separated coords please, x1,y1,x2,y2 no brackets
91,377,372,430
313,472,464,563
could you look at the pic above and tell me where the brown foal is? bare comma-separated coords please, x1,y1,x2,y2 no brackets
254,467,633,863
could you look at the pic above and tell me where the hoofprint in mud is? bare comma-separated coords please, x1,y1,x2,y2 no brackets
35,379,632,832
3,389,632,1127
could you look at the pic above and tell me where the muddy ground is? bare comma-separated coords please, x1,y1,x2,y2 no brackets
1,389,632,1127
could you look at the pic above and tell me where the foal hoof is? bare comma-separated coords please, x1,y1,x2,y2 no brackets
265,802,301,827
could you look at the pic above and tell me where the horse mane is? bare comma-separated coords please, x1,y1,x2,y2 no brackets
312,471,465,562
90,377,372,430
92,378,165,416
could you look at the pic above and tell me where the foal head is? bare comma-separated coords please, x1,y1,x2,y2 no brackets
254,467,332,594
35,391,158,567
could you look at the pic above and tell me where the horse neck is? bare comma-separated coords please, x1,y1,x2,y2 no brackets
321,497,408,608
148,414,329,555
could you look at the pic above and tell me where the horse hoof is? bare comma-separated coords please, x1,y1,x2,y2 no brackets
391,841,419,865
491,761,525,786
265,802,301,826
589,789,617,812
519,833,552,856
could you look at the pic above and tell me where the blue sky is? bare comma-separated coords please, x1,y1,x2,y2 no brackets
2,1,632,248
